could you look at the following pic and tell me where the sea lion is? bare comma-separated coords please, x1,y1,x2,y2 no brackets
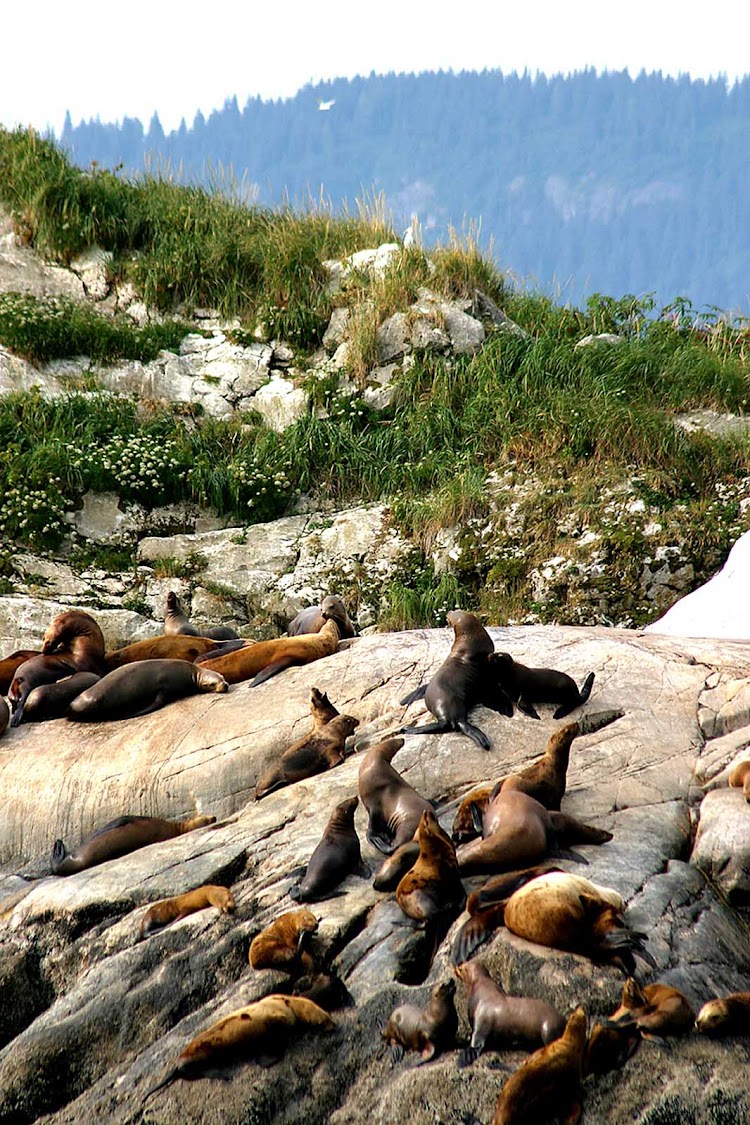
492,1004,588,1125
373,837,420,891
105,634,219,669
489,651,595,720
382,979,458,1063
451,784,495,843
8,610,106,726
249,908,319,973
255,688,359,799
0,695,8,738
67,659,227,721
358,736,432,855
290,796,366,902
196,617,341,687
164,590,239,641
502,871,655,974
292,970,351,1011
605,978,695,1038
400,610,513,749
450,863,564,965
140,885,236,938
695,993,750,1037
21,671,100,722
396,809,466,926
456,960,565,1065
51,813,216,875
584,1020,641,1076
729,759,750,801
0,649,40,694
288,594,357,639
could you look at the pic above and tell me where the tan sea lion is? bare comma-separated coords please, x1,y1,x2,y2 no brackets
255,688,359,799
395,809,465,927
21,671,101,722
164,590,239,641
288,594,357,639
196,617,340,687
455,960,565,1065
382,979,458,1063
605,978,695,1038
249,908,319,973
51,813,216,875
290,796,366,902
67,659,227,721
0,649,40,695
489,651,595,720
358,736,432,855
400,610,513,749
105,634,219,669
373,837,420,891
140,885,235,938
8,610,106,726
729,759,750,801
492,1004,588,1125
696,993,750,1037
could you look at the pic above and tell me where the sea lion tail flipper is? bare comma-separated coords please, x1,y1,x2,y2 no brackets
357,860,372,879
400,684,427,707
469,803,485,837
548,812,613,846
550,843,589,864
578,671,596,704
517,698,541,720
50,839,68,874
455,719,491,751
250,659,294,688
401,721,451,739
389,1044,405,1065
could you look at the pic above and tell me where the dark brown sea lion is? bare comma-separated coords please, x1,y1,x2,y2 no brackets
290,796,366,902
400,610,513,749
605,978,695,1038
197,617,340,687
292,971,351,1010
51,813,216,875
584,1020,641,1076
67,659,227,721
249,908,319,973
358,736,432,855
729,759,750,801
695,993,750,1037
456,960,565,1065
8,610,106,726
255,688,359,799
164,590,239,641
382,979,458,1063
395,809,466,927
492,1004,587,1125
105,634,218,669
489,651,595,720
0,649,40,695
288,594,357,639
21,671,100,722
140,885,236,938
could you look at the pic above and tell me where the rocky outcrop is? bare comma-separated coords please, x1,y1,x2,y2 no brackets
2,624,750,1123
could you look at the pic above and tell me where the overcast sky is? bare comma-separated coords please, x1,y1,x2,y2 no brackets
3,0,749,135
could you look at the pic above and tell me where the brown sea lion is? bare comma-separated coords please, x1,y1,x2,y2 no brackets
140,885,236,938
400,610,513,749
105,634,219,669
584,1020,641,1076
21,671,100,723
489,651,595,720
373,837,421,891
67,659,227,722
51,813,216,875
290,796,366,902
249,908,319,973
729,759,750,801
605,978,695,1038
502,871,655,974
456,960,565,1065
450,863,564,965
164,590,239,642
395,809,466,927
451,784,495,843
288,594,357,639
696,993,750,1037
292,970,351,1011
0,694,8,738
492,1004,588,1125
8,610,106,726
255,688,359,799
358,736,432,855
196,617,340,687
0,649,40,695
382,979,458,1063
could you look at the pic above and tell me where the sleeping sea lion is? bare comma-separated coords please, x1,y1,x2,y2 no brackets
0,650,40,695
196,617,340,687
358,736,432,855
21,671,100,722
455,960,565,1065
249,908,319,973
382,979,458,1063
290,796,366,902
255,688,359,799
67,659,227,721
451,784,495,844
395,809,466,927
105,634,219,669
140,885,235,937
51,813,216,875
8,610,106,726
164,590,239,641
489,651,595,720
696,993,750,1037
604,978,695,1038
288,594,357,639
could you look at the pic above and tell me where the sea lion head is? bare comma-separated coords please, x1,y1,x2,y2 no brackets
293,908,319,935
320,594,353,631
182,815,217,831
42,610,104,653
332,795,359,828
446,610,495,657
166,591,180,612
310,686,337,717
695,999,728,1036
620,977,646,1009
196,668,229,693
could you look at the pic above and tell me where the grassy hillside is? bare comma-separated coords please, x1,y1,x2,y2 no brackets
1,127,749,629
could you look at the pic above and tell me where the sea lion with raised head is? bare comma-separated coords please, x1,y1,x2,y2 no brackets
249,908,319,973
288,594,357,639
358,736,432,855
456,960,565,1065
197,617,341,687
696,992,750,1037
21,671,100,723
382,979,458,1063
51,813,216,875
140,885,235,938
164,590,239,641
396,809,465,927
8,610,106,725
604,978,695,1038
105,634,219,669
400,610,513,749
290,796,366,902
492,1004,588,1125
67,659,227,721
489,651,595,720
255,688,359,799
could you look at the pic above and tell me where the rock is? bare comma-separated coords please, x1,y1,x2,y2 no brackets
251,375,309,432
691,788,750,900
69,248,113,302
440,303,485,354
575,333,625,348
323,308,350,352
376,313,410,364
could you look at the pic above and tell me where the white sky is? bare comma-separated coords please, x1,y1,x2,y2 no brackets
3,0,749,135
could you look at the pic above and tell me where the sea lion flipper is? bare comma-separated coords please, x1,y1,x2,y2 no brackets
517,697,541,720
455,719,491,751
480,683,514,717
469,803,484,837
401,720,450,738
357,859,372,879
400,684,427,706
51,838,67,873
457,1045,479,1068
249,659,293,687
367,830,396,855
390,1044,405,1065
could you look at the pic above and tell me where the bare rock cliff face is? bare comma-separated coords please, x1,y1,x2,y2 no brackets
1,625,750,1123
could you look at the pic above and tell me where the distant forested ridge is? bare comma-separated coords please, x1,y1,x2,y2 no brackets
60,68,750,314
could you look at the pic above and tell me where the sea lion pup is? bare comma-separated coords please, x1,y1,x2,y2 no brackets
249,908,319,973
163,590,239,642
396,809,466,927
255,689,360,799
489,651,595,720
604,978,695,1038
105,634,219,670
0,649,40,694
293,970,351,1011
51,813,216,875
358,736,432,855
696,992,750,1037
288,594,357,639
382,979,458,1063
196,616,341,687
373,836,421,891
456,960,565,1066
450,863,563,965
140,885,236,938
399,609,513,750
729,759,750,801
456,790,612,877
492,1004,588,1125
8,609,106,726
21,671,100,723
502,871,655,974
290,796,367,902
67,659,227,721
